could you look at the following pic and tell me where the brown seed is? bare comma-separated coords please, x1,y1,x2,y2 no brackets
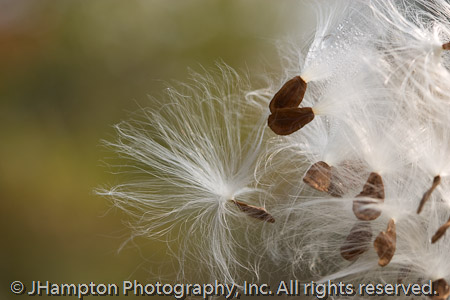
231,200,275,223
373,218,396,267
443,42,450,50
303,161,332,192
431,216,450,244
268,107,315,135
431,278,450,300
269,76,307,113
417,175,441,214
303,161,344,197
353,172,385,221
340,221,373,261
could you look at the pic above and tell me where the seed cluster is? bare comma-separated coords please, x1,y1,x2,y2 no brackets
267,40,450,294
101,0,450,295
268,76,315,136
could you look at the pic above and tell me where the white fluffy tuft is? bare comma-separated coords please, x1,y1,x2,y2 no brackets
97,66,274,284
99,0,450,296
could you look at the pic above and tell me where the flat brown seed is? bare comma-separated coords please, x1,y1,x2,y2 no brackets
373,218,396,267
268,107,315,136
269,76,307,113
340,221,373,261
431,216,450,244
417,175,441,214
431,278,450,300
443,42,450,50
231,200,275,223
353,172,385,221
303,161,332,192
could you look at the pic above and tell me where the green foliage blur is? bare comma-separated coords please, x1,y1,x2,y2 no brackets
0,0,311,298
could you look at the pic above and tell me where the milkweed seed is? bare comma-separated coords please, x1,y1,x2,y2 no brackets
268,107,315,135
353,172,385,221
340,221,373,261
231,200,275,223
373,218,396,267
269,76,307,113
303,161,344,197
417,175,441,214
431,278,450,300
431,216,450,244
303,161,332,192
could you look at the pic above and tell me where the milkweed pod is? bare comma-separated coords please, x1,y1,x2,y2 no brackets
269,76,307,113
340,221,373,261
231,200,275,223
373,218,396,267
353,172,384,221
268,107,315,136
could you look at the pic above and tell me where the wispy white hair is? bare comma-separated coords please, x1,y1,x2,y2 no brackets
99,0,450,296
97,66,275,284
261,0,450,292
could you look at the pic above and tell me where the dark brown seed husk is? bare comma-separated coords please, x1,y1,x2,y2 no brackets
303,161,332,192
373,218,396,267
268,107,315,135
353,172,385,221
269,76,307,113
340,221,373,261
443,42,450,50
303,161,344,197
417,175,441,214
431,216,450,244
431,278,450,300
231,200,275,223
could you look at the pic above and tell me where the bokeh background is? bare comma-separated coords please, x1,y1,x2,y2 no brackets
0,1,312,298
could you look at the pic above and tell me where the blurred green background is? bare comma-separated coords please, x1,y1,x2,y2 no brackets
0,0,311,298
